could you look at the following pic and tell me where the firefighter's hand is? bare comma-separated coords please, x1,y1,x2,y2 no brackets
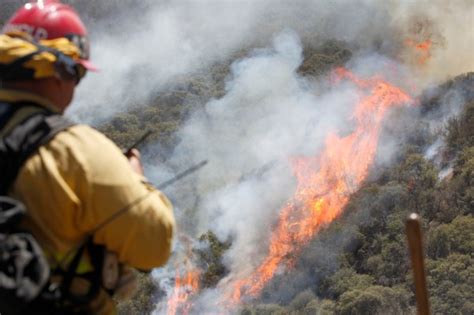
114,266,138,300
126,148,144,176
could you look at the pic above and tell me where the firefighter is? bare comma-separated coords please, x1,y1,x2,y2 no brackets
0,1,175,314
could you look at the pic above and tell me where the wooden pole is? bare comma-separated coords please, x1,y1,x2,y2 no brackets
406,213,431,315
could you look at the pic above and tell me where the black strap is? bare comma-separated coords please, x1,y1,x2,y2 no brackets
0,101,75,194
47,236,104,310
0,36,78,81
0,101,22,127
0,101,105,308
0,51,40,81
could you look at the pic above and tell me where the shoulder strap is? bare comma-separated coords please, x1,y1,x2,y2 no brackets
0,101,75,194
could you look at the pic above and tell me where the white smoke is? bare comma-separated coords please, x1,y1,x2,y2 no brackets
173,30,362,272
0,0,470,313
162,31,418,313
391,0,474,84
48,0,472,313
68,0,269,123
66,0,473,123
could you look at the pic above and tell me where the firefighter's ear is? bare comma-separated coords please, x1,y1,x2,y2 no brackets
48,73,76,111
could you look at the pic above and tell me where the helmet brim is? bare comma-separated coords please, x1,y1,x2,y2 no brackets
78,59,98,72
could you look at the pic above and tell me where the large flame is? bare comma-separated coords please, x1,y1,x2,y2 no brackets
167,266,200,315
231,67,412,301
165,68,413,312
167,242,201,315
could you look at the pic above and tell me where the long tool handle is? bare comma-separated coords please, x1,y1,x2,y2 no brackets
157,160,208,190
406,213,431,315
124,130,153,155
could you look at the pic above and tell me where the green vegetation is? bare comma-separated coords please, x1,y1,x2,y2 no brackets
3,2,472,314
112,40,354,314
240,74,473,314
195,231,232,289
116,271,157,315
90,38,474,314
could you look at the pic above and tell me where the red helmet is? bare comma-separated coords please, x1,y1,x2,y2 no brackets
3,0,96,71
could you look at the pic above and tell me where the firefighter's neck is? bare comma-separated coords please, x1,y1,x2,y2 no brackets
3,77,76,113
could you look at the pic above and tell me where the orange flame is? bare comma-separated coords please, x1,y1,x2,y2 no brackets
167,266,200,315
231,67,412,301
405,39,432,65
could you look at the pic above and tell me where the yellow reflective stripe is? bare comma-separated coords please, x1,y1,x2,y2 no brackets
48,250,95,274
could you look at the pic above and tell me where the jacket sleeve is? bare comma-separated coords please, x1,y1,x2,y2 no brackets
70,126,175,270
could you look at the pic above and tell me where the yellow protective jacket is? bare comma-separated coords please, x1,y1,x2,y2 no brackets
0,89,175,314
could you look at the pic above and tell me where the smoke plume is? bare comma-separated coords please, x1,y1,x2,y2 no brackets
54,0,472,123
2,0,472,313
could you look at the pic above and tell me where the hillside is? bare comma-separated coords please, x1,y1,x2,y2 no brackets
1,2,472,315
111,41,473,314
242,73,473,314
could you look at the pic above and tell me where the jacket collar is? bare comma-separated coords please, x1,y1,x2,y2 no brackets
0,88,60,113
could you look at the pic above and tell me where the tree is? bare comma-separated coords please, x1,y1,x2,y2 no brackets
427,215,474,259
427,254,474,314
195,231,231,288
326,268,374,298
335,285,411,315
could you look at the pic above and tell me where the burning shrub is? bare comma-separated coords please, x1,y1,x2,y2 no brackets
298,40,352,77
195,230,231,288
